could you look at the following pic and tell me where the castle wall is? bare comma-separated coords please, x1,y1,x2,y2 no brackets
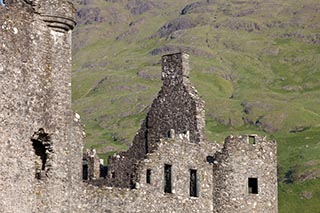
0,1,83,212
0,2,278,212
212,135,278,212
77,134,221,213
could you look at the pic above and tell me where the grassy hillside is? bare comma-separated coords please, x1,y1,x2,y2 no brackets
71,0,320,211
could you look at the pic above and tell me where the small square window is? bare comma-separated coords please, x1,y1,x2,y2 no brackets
248,178,258,194
249,136,256,144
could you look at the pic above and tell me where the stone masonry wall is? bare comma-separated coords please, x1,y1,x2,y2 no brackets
83,149,101,180
76,133,222,213
0,1,278,212
75,135,277,213
212,135,278,212
107,52,206,188
0,1,83,212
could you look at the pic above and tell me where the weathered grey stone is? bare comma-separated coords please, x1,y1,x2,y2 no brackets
0,1,278,212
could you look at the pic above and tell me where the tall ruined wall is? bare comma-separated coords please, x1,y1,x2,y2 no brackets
0,1,83,212
107,52,206,188
212,135,278,212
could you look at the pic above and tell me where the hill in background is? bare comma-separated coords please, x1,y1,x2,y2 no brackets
71,0,320,211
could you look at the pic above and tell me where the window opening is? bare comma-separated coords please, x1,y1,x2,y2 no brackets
164,164,172,193
0,0,5,7
111,172,116,179
100,164,107,179
146,169,152,184
248,178,258,194
31,128,52,180
166,130,171,138
249,136,256,144
82,160,88,180
130,174,136,189
190,169,198,197
206,156,215,164
145,130,149,154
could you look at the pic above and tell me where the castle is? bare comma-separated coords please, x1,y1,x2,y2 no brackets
0,1,278,212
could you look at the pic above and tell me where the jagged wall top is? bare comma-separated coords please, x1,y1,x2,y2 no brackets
161,52,190,86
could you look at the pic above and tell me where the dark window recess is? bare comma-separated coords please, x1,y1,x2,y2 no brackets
146,169,152,184
206,156,215,164
111,172,116,179
164,164,172,193
248,178,258,194
190,169,198,197
31,128,52,180
166,130,171,138
145,131,149,154
130,174,136,189
249,136,256,144
82,160,88,180
100,164,107,179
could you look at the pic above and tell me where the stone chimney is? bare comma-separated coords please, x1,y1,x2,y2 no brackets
161,52,190,86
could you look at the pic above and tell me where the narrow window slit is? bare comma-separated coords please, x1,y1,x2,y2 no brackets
82,160,88,180
146,169,152,184
166,130,171,138
190,169,198,197
145,130,149,154
164,164,172,193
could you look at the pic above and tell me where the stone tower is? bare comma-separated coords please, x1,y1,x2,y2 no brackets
0,1,83,212
212,135,278,212
107,52,206,188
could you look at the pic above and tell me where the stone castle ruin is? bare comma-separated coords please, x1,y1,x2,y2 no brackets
0,1,278,212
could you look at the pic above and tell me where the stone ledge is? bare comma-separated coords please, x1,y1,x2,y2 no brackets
41,15,76,32
37,0,76,32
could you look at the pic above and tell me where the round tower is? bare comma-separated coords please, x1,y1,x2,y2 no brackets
0,1,83,212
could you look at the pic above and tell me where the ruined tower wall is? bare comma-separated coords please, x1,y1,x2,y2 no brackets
107,53,206,188
0,1,83,212
0,3,37,212
212,135,278,212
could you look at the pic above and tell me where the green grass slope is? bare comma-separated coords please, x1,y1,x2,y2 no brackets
71,0,320,211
